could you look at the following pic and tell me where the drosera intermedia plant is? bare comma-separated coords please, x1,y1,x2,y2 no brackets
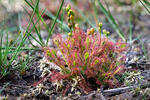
43,5,127,93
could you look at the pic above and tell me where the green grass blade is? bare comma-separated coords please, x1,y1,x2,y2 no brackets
36,10,49,32
143,0,150,7
3,30,9,64
97,0,126,41
32,0,49,32
92,0,99,23
46,0,64,45
24,0,34,10
21,12,46,47
140,0,150,13
0,30,3,66
24,0,46,46
60,7,65,32
26,30,43,46
25,0,65,46
23,6,45,46
129,19,133,43
0,45,2,66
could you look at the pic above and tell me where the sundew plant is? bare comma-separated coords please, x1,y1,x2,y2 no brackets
43,5,126,92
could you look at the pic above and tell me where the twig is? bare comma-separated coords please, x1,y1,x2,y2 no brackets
103,83,150,96
79,83,150,99
103,86,136,96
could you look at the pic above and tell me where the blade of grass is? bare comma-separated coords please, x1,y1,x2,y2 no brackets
140,0,150,13
22,6,45,46
25,30,43,46
32,9,46,46
0,27,9,76
46,0,64,45
96,0,126,41
143,0,150,7
28,0,50,34
29,0,50,32
0,29,3,66
24,0,34,10
92,0,100,26
25,0,66,46
129,19,133,43
3,30,9,64
0,45,2,66
60,7,65,32
24,0,46,46
18,11,46,48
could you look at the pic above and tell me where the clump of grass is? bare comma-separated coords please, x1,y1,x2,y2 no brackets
43,5,127,93
0,0,66,80
24,0,65,47
0,0,45,79
0,21,32,79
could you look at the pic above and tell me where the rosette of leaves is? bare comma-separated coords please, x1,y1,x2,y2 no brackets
43,25,126,91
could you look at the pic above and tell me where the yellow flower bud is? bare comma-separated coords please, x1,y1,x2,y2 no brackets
103,29,110,37
69,10,75,16
66,4,71,12
103,29,107,33
68,32,72,37
75,24,79,28
99,22,103,28
90,28,95,35
67,11,71,16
